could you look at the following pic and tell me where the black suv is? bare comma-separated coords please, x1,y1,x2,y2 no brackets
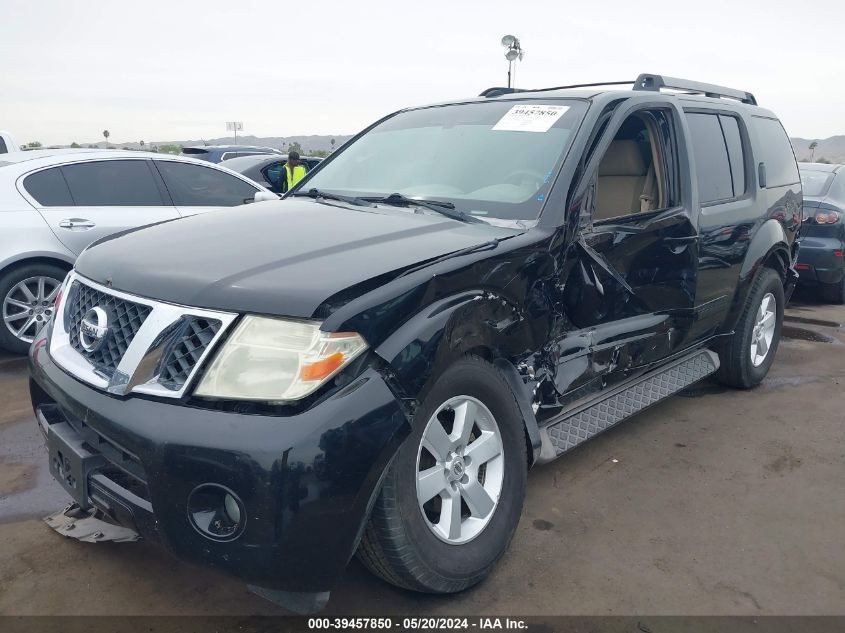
29,74,800,612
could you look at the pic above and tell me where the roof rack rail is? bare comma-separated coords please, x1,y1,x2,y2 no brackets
633,73,757,105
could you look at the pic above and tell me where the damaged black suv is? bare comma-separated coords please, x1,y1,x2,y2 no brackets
30,74,801,611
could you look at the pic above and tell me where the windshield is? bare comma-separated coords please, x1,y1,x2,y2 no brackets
302,99,587,223
800,169,834,197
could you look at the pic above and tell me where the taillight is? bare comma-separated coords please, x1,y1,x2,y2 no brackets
814,211,841,224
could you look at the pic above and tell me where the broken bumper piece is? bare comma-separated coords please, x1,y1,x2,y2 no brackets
45,502,140,543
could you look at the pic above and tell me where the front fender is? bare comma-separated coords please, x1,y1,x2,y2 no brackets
374,290,543,465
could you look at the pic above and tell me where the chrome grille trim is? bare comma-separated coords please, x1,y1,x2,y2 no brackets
49,272,238,399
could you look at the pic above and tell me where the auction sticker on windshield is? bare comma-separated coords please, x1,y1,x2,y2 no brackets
492,104,570,133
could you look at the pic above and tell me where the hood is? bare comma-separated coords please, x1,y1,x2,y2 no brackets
75,199,512,318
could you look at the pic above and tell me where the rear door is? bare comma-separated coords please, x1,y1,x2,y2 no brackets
152,159,261,216
20,159,180,255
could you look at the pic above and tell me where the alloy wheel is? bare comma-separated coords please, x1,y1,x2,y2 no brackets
2,276,61,345
750,291,776,367
416,395,505,545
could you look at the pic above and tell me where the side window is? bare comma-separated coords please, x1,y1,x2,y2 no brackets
685,113,733,204
24,167,74,206
719,115,746,197
155,161,259,206
61,160,165,206
593,110,673,221
262,161,286,190
752,117,800,188
0,137,7,153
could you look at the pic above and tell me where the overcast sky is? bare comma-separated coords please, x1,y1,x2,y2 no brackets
1,0,841,146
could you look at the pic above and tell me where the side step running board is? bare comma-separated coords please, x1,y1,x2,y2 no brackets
538,349,720,463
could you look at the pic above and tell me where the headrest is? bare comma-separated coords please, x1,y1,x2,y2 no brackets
598,140,647,177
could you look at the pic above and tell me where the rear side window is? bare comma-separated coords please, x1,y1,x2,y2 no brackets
61,160,165,206
0,137,7,153
24,167,74,206
154,161,258,206
686,113,734,203
752,117,799,188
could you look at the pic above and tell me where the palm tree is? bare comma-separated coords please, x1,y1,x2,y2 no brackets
140,140,145,150
808,140,818,162
330,138,336,152
102,129,110,148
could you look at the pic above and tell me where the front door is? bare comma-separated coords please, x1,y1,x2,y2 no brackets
556,105,699,397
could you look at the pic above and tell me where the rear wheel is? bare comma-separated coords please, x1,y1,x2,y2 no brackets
357,356,527,593
717,267,784,389
0,263,67,354
820,277,845,305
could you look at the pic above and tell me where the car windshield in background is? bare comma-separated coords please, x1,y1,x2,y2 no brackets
303,99,587,223
800,169,835,197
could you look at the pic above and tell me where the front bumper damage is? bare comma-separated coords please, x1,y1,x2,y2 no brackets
29,329,411,606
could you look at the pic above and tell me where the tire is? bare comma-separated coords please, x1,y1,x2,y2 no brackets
357,355,527,593
820,277,845,305
0,263,67,355
717,267,784,389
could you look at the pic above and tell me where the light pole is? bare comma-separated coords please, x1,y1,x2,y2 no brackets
501,35,524,89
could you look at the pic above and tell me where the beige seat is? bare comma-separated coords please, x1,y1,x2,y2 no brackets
595,140,649,220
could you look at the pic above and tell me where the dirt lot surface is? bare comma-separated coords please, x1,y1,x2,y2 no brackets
1,293,843,617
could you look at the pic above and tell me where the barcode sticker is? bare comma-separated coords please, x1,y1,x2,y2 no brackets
492,104,570,133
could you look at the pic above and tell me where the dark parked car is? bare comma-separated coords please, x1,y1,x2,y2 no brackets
221,153,323,194
181,145,282,164
30,74,800,612
795,163,845,303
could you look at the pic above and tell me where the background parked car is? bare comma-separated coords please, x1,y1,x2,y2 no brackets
0,149,273,353
181,145,282,164
796,162,845,303
221,153,323,194
0,130,20,154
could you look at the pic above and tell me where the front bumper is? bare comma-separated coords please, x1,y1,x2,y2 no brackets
796,236,845,285
29,330,410,592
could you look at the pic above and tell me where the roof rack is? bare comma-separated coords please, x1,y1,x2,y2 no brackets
633,73,757,105
480,74,757,106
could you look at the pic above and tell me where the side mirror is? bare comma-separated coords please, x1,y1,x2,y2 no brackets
252,191,281,203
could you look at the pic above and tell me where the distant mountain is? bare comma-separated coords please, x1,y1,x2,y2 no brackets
69,134,353,154
791,136,845,164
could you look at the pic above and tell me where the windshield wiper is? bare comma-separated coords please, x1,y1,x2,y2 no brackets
292,188,372,207
363,193,484,224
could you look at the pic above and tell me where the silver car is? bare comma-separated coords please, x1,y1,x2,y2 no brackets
0,149,275,353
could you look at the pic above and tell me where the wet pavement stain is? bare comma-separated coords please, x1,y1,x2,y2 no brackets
784,315,842,329
532,519,554,531
781,325,837,343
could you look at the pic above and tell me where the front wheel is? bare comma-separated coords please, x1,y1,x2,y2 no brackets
0,263,67,354
717,267,784,389
357,356,527,593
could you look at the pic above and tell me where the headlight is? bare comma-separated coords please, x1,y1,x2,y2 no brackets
194,316,368,401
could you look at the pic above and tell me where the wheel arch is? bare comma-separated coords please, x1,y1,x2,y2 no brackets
722,219,792,335
374,290,543,466
0,253,74,279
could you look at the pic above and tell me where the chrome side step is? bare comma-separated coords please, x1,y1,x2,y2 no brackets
538,349,720,463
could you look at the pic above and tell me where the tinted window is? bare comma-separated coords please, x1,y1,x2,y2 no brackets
0,138,7,153
61,160,164,206
686,113,733,203
752,117,799,188
262,161,286,189
800,169,834,197
155,161,258,206
719,115,746,196
24,168,74,206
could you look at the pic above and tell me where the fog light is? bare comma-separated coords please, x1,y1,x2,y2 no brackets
187,484,246,542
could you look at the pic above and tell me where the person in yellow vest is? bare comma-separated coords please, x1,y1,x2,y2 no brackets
283,151,307,192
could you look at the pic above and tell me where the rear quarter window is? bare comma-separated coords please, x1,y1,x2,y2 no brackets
0,137,7,154
752,117,800,188
23,167,74,206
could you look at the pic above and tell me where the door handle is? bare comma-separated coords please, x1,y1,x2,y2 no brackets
58,219,96,230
